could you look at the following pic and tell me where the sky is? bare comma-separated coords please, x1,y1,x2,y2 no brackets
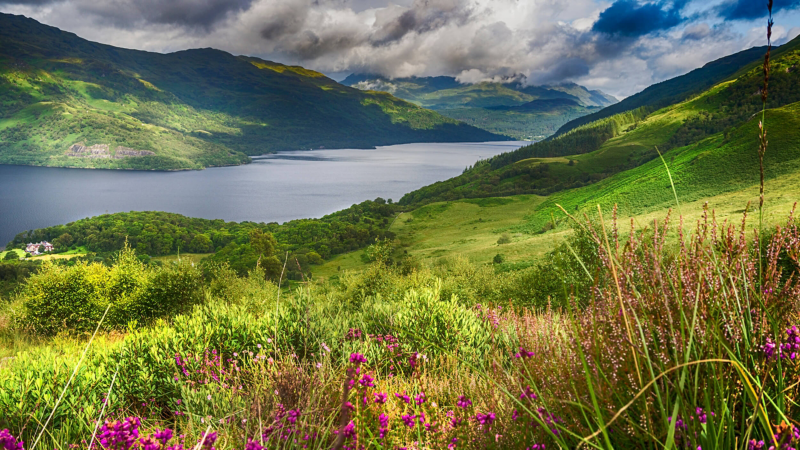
1,0,800,98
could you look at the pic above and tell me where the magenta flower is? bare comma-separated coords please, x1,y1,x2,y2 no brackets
764,338,778,359
512,409,519,421
0,429,24,450
456,395,472,409
395,392,410,404
379,413,389,439
520,386,537,400
359,374,375,388
514,347,535,359
401,414,417,428
374,392,388,404
245,440,266,450
342,421,356,439
349,353,368,364
414,392,426,405
287,409,301,424
781,326,800,359
475,412,496,426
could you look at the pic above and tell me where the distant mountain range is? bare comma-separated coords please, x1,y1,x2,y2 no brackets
0,13,503,170
342,74,617,140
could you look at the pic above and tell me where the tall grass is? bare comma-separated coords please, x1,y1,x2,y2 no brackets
0,204,798,448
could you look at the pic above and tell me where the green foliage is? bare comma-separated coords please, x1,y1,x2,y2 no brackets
17,246,203,335
496,233,511,245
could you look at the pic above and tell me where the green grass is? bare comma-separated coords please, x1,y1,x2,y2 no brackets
0,249,24,259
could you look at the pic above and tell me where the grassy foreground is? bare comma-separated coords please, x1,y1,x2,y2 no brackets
1,202,800,449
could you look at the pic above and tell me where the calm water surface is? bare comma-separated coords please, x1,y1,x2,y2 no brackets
0,141,525,247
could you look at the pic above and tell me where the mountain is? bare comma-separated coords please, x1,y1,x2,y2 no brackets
342,74,617,140
551,44,770,137
398,35,800,208
0,14,503,170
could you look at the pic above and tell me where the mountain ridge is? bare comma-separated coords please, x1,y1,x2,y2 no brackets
342,73,617,139
0,13,505,170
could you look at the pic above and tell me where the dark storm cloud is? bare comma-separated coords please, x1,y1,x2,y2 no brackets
370,0,473,46
715,0,800,20
0,0,255,29
260,3,308,40
592,0,687,37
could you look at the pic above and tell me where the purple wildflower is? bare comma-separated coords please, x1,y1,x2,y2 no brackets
414,392,426,405
401,414,416,428
781,326,800,360
342,421,356,439
395,392,410,404
153,429,174,445
475,412,496,427
0,430,24,450
695,407,707,424
374,392,388,404
349,353,367,364
359,374,375,388
514,347,535,359
764,337,778,359
520,386,537,400
456,395,472,409
97,417,141,450
379,413,389,439
245,440,265,450
287,409,301,424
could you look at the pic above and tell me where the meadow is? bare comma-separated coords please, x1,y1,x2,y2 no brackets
1,198,799,449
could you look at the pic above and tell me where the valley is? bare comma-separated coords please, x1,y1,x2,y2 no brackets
2,4,800,449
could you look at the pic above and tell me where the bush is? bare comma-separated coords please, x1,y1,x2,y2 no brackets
496,233,511,245
493,253,505,264
17,246,203,335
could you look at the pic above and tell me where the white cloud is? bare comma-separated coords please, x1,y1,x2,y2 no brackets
1,0,798,98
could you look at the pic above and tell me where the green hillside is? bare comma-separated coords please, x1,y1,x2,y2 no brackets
399,35,800,206
552,44,769,136
342,74,616,140
0,14,502,170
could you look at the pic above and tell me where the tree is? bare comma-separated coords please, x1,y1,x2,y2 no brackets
4,251,18,261
249,229,277,257
493,253,505,264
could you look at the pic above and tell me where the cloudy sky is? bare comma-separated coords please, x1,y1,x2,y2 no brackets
2,0,799,98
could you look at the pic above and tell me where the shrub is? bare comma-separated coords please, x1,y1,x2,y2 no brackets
17,246,203,334
496,233,511,245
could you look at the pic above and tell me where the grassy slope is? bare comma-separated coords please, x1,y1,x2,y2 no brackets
316,91,800,276
0,13,501,170
399,37,800,207
552,44,769,136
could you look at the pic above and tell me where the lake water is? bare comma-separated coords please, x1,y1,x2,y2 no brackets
0,141,526,248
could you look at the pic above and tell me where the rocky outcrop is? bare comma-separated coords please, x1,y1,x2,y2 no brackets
66,143,110,158
66,143,155,159
113,146,155,158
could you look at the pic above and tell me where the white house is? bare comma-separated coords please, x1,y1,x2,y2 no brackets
26,241,54,255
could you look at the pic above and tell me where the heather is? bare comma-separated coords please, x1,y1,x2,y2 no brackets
2,202,800,449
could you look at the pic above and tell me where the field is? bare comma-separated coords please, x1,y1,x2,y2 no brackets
0,249,24,260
